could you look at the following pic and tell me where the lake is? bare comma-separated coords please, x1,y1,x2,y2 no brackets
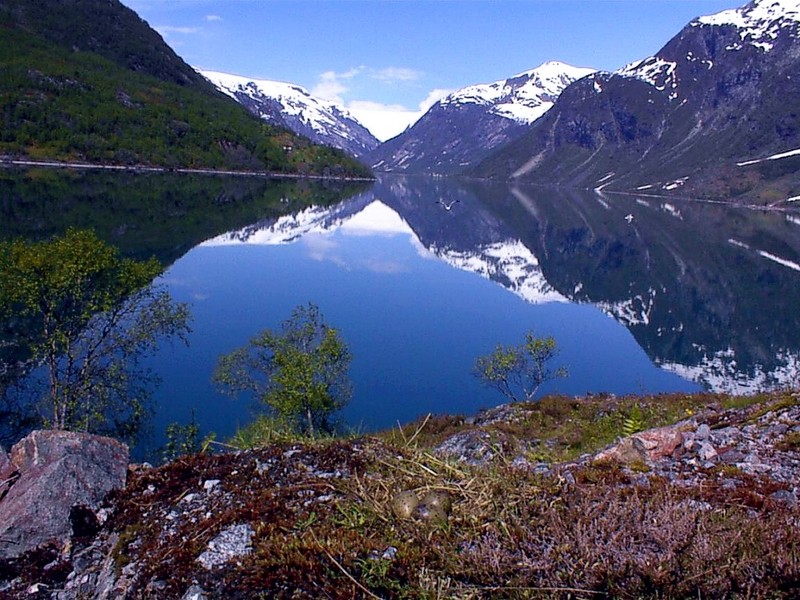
2,169,800,460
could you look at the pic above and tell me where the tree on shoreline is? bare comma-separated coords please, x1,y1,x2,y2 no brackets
0,229,190,437
474,331,567,403
214,303,352,437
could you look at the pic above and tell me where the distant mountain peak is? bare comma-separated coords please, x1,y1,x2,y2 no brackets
198,69,379,158
367,61,594,175
472,0,800,202
440,61,596,125
692,0,800,51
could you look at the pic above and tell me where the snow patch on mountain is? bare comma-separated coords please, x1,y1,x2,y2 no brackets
693,0,800,52
439,61,596,125
737,146,800,165
618,57,679,99
198,69,379,157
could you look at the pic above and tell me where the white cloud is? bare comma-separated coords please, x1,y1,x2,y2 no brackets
347,101,422,142
205,14,222,22
373,67,422,83
155,25,200,35
302,234,346,267
346,89,453,141
309,67,452,141
418,88,453,111
311,67,364,103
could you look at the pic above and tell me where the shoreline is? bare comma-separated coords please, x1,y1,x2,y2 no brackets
0,157,375,183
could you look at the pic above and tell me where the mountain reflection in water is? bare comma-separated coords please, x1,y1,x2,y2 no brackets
202,174,800,399
3,170,798,459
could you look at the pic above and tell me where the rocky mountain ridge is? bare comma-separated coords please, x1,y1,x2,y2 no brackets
0,0,371,176
366,61,594,175
198,70,380,159
473,0,800,202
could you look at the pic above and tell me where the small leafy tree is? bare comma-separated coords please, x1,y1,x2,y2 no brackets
214,303,352,437
0,229,190,436
474,331,567,403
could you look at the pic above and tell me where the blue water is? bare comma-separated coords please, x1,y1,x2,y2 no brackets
142,217,697,457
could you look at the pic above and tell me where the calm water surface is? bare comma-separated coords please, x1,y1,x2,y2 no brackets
3,170,800,460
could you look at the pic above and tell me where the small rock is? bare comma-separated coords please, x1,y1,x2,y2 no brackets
697,442,718,461
182,584,210,600
202,479,220,492
695,423,711,440
770,489,797,506
682,499,712,512
434,430,495,466
197,523,254,570
594,437,647,464
768,423,789,436
719,449,746,464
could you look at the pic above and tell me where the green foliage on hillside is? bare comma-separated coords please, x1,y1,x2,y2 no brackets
0,26,371,177
0,0,212,90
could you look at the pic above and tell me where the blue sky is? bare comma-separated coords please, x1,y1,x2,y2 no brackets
122,0,739,139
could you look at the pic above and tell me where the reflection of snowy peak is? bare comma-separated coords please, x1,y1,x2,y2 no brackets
202,195,375,246
198,69,379,158
658,347,800,395
432,240,566,305
203,198,563,304
597,288,658,327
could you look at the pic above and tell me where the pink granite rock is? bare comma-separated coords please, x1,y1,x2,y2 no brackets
0,430,128,559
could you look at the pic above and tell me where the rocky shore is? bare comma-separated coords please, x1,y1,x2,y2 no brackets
0,391,798,598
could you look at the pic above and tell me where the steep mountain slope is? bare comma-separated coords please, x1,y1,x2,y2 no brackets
366,62,595,175
0,0,370,176
199,70,380,159
474,0,800,203
0,0,212,91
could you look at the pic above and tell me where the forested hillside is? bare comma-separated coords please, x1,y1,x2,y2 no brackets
0,0,371,177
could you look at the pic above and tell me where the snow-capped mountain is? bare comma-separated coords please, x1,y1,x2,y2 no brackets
199,69,380,159
365,61,595,175
440,61,596,124
474,0,800,203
